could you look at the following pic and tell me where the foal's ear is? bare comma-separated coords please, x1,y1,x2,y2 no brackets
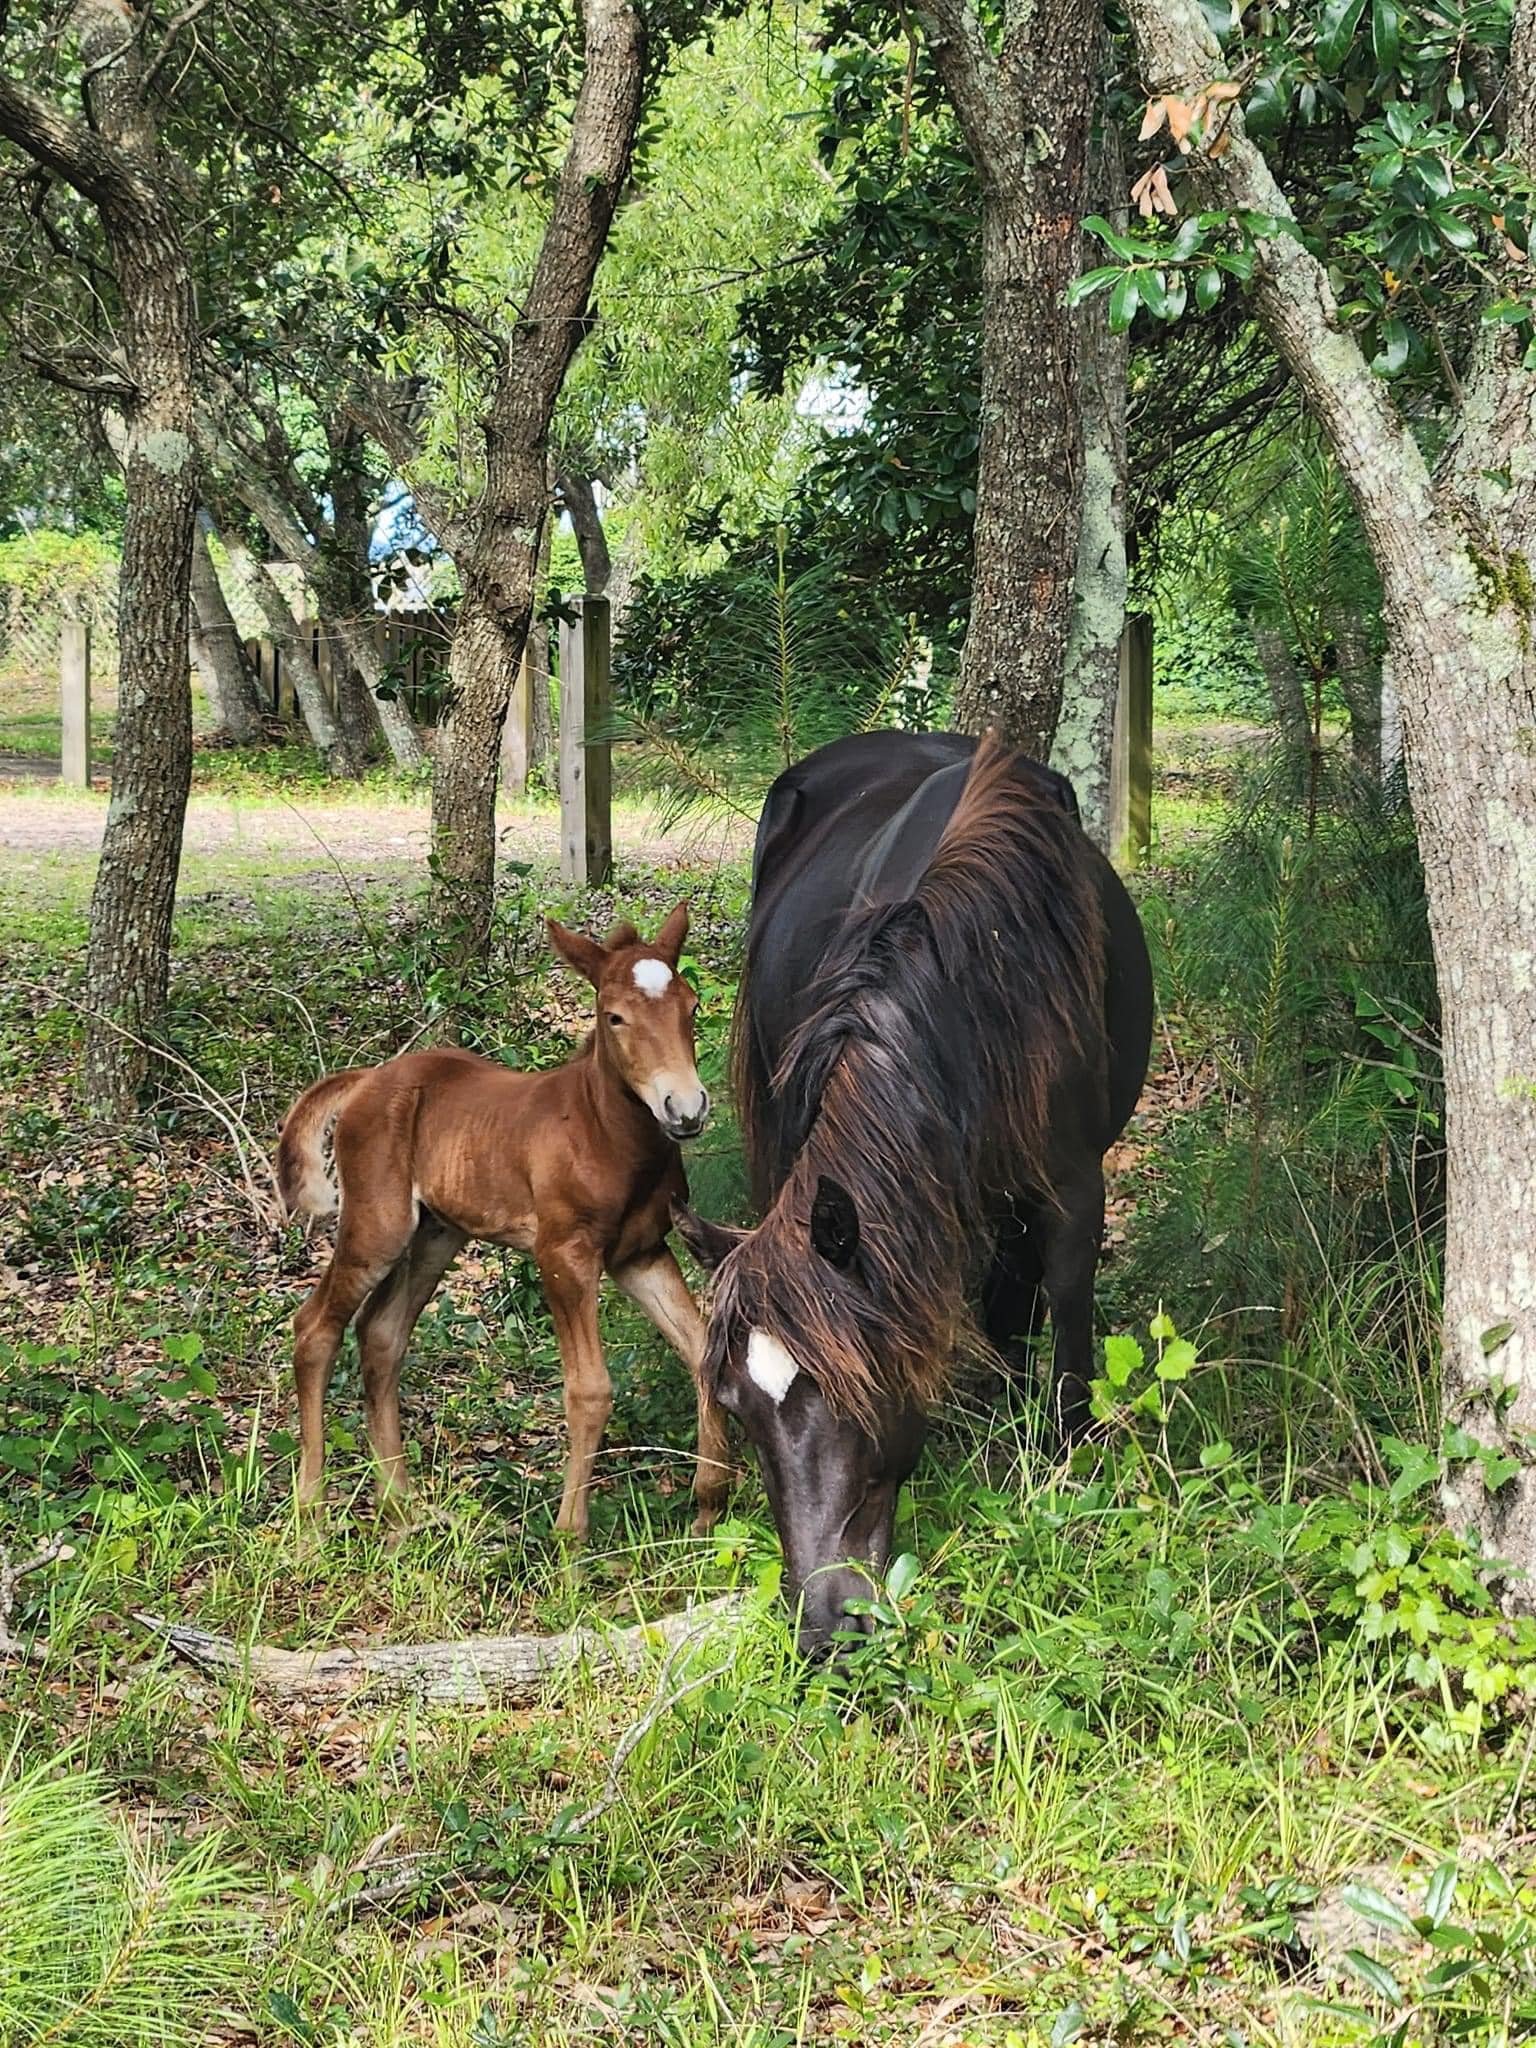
670,1198,747,1272
653,900,690,967
547,918,607,987
809,1175,861,1270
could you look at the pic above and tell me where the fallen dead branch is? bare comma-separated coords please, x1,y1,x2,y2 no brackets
135,1592,747,1707
0,1540,75,1662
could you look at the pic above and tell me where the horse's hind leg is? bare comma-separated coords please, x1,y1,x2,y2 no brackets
980,1202,1046,1384
354,1214,466,1526
1028,1168,1106,1444
611,1246,731,1535
292,1192,419,1512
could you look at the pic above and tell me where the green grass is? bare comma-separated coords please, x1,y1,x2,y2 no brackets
2,817,1533,2046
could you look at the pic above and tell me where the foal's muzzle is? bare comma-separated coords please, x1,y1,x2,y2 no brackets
660,1086,710,1142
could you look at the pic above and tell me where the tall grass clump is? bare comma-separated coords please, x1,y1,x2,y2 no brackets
1123,749,1439,1425
0,1741,253,2045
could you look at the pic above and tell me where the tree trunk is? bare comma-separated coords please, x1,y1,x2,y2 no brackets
1327,603,1382,778
1125,0,1536,1600
428,0,647,957
558,468,612,594
219,533,359,777
202,418,425,771
325,421,386,765
1249,621,1310,749
1052,92,1128,849
189,510,263,742
529,514,556,780
915,0,1099,753
0,2,200,1115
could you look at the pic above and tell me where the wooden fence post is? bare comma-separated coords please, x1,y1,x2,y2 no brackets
501,642,535,796
60,620,91,787
1108,613,1153,871
559,595,612,886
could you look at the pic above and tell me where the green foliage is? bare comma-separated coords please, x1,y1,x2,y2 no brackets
613,526,935,819
0,1745,253,2046
1122,759,1438,1352
0,528,119,603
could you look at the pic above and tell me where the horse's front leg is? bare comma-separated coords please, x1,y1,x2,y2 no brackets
611,1245,731,1534
536,1236,611,1539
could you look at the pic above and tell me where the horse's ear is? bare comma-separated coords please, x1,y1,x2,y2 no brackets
605,919,640,951
670,1199,746,1272
547,918,607,987
809,1175,860,1270
653,900,690,966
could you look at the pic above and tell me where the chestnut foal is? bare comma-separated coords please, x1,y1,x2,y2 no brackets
277,904,729,1540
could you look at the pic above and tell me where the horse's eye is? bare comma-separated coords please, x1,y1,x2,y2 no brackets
607,1013,626,1028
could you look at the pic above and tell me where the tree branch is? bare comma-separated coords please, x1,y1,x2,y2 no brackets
1122,0,1437,572
908,0,1006,185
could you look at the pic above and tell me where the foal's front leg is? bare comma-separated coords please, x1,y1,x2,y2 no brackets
611,1246,731,1534
536,1236,611,1539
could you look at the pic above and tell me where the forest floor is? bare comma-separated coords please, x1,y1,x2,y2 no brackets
1,743,1531,2047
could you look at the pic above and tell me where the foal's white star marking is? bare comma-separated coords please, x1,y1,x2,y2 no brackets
746,1329,801,1404
632,958,674,997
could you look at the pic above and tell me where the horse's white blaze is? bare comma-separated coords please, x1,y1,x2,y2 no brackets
632,958,673,997
747,1329,801,1404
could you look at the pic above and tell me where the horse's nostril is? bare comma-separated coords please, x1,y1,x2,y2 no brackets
663,1093,677,1119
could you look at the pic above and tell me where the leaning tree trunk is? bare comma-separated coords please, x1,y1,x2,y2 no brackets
1248,621,1311,750
0,0,200,1115
1126,0,1536,1600
1052,85,1128,849
325,422,386,766
189,510,264,742
915,0,1100,754
1327,603,1382,779
558,468,612,595
429,0,647,958
218,529,359,777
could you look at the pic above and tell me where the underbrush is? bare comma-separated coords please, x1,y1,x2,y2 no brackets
4,825,1533,2044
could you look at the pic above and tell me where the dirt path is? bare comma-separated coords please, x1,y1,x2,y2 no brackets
0,788,750,874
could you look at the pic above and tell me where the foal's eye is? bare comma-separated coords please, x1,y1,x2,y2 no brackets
607,1013,626,1028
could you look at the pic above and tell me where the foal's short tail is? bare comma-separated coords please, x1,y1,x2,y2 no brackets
277,1069,368,1220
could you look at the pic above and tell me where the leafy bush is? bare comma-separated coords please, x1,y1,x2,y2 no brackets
1120,752,1438,1374
0,1745,253,2046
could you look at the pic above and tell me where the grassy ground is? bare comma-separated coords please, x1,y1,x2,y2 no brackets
2,755,1533,2046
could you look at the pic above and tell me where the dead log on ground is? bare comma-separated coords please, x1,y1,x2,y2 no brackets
135,1593,746,1707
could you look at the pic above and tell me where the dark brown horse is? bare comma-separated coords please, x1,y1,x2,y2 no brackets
676,733,1153,1653
279,905,729,1541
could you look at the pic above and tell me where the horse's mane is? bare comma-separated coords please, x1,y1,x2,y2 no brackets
716,735,1106,1430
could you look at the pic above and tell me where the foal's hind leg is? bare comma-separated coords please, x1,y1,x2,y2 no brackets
292,1193,419,1511
1027,1168,1106,1444
354,1215,467,1527
611,1246,731,1535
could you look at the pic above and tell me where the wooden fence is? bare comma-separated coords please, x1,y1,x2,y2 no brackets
245,610,452,725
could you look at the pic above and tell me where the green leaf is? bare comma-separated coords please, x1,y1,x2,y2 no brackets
885,1551,920,1602
1199,1439,1234,1469
1371,317,1410,378
1103,1334,1144,1387
1371,0,1400,66
1156,1338,1197,1382
1049,2005,1086,2047
1480,1321,1515,1356
1342,1883,1417,1937
1195,265,1223,311
1422,1861,1458,1928
1343,1949,1404,2004
1107,272,1140,333
1149,1309,1177,1341
1317,0,1368,73
1067,265,1123,307
1083,215,1140,261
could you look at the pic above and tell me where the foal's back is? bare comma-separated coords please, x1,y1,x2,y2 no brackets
323,1045,625,1253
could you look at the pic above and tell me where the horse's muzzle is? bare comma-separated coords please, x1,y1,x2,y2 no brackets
793,1564,880,1660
